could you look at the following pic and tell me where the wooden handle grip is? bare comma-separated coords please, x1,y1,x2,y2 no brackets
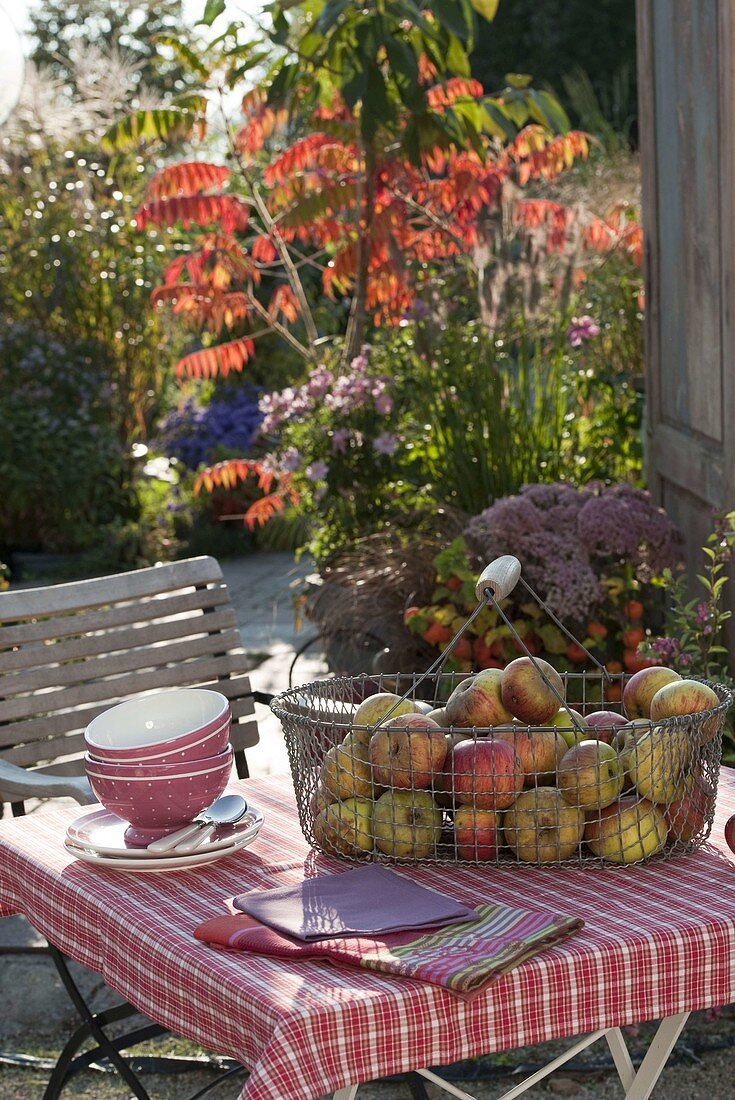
475,556,521,602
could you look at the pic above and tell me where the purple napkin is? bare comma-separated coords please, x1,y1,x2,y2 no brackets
232,865,476,941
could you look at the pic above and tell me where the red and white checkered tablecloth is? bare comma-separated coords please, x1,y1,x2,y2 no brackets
2,771,735,1100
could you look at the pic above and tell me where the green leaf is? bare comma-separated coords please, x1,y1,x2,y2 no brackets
471,0,499,19
446,32,471,76
505,72,533,89
155,36,211,79
200,0,226,26
482,99,518,140
101,109,196,153
362,66,392,140
316,0,351,35
433,0,472,41
528,88,570,133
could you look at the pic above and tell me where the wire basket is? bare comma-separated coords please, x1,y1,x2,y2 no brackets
271,557,733,867
272,669,730,867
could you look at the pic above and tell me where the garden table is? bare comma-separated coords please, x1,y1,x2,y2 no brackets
1,771,735,1100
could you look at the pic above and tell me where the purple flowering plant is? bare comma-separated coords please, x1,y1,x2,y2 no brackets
257,348,421,557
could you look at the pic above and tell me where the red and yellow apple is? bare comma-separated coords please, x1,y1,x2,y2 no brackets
313,797,374,856
503,787,585,862
493,726,567,786
320,732,376,801
626,725,689,803
501,656,565,725
444,668,513,728
649,679,722,744
351,691,418,745
663,774,714,843
584,795,668,863
453,807,501,860
622,666,681,720
558,740,623,809
369,714,446,789
443,737,523,811
372,789,442,859
585,709,628,745
549,708,588,748
724,813,735,855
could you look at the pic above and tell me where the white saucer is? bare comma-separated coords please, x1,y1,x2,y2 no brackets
66,806,264,859
63,828,260,872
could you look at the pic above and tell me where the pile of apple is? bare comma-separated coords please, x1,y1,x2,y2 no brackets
311,658,723,865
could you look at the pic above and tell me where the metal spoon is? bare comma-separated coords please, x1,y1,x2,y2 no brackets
147,794,249,854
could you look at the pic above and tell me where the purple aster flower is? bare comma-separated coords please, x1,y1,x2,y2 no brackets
280,446,301,472
695,602,710,626
305,460,328,482
331,428,350,453
350,353,369,373
306,365,334,400
373,432,400,456
567,315,600,347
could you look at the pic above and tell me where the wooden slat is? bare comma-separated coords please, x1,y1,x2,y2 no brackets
0,651,248,726
0,671,256,750
0,608,238,682
649,423,724,506
0,587,230,649
0,629,244,706
0,556,223,622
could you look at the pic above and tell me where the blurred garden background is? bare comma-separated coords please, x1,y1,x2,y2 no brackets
2,0,732,755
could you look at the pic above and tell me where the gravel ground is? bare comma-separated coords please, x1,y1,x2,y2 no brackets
1,1010,734,1100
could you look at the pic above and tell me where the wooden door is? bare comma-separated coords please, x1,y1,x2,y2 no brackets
637,0,735,617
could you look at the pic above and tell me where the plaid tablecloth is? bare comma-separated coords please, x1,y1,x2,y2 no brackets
2,771,735,1100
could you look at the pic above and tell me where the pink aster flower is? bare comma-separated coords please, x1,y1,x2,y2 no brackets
280,447,301,472
330,428,350,453
567,315,600,347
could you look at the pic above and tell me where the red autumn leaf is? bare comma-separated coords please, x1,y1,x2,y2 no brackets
174,336,255,379
264,134,337,186
145,162,231,201
268,284,299,324
251,235,278,264
133,195,250,234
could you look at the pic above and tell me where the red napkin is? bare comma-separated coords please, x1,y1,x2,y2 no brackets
194,902,584,999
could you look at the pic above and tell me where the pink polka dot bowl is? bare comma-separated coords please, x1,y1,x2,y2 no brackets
84,744,233,843
84,688,231,765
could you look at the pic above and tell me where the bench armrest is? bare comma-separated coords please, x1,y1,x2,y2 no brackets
0,760,96,806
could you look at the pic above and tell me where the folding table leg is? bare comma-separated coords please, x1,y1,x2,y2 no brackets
621,1011,689,1100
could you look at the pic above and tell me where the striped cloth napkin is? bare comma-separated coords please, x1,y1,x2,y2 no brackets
194,902,584,999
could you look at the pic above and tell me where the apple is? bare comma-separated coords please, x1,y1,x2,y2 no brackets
649,679,722,744
626,725,689,803
444,668,513,728
442,737,523,811
585,710,628,745
493,726,567,786
426,707,449,726
558,740,623,809
369,714,446,789
584,796,668,863
373,789,442,859
309,786,335,817
313,797,374,856
622,666,681,720
549,708,588,748
724,813,735,855
503,787,585,863
663,774,714,844
351,692,418,745
614,719,652,789
501,656,565,725
320,732,376,801
453,806,501,860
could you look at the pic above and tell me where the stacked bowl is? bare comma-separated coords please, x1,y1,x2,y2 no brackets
84,688,233,845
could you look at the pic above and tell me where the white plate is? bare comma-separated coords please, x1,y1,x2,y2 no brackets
66,806,264,859
63,828,260,872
